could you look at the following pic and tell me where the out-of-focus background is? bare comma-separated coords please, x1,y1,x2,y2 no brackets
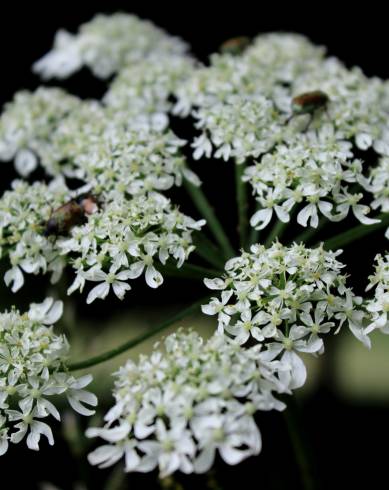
1,3,388,489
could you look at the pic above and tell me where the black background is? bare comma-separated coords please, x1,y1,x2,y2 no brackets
0,3,388,489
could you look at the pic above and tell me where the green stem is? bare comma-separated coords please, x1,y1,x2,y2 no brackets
160,262,221,280
265,219,289,247
68,296,210,371
235,163,249,249
322,213,389,250
192,233,226,270
248,228,260,247
184,180,235,259
248,203,261,246
283,397,316,490
293,218,327,245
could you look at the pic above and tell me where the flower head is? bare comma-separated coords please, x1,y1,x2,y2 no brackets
33,13,188,79
202,242,371,387
86,330,290,476
0,298,96,454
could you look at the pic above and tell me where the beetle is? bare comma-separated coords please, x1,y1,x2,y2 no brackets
220,36,250,56
287,90,329,129
291,90,329,115
44,193,99,236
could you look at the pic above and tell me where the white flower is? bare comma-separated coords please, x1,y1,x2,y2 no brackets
127,252,164,289
192,414,261,473
263,326,323,389
4,266,24,293
28,297,63,325
85,265,132,304
8,407,54,451
14,149,37,176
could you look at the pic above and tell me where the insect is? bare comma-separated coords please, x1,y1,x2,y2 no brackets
44,193,99,236
291,90,329,115
219,36,250,55
287,90,329,130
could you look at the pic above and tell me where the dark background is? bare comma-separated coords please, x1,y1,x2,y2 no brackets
0,3,388,489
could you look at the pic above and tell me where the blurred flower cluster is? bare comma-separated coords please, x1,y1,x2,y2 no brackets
33,13,188,79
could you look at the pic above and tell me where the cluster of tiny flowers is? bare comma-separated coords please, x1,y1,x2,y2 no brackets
0,89,200,187
104,54,197,130
86,329,291,476
33,13,188,79
365,253,389,334
61,191,205,303
365,157,389,237
0,180,204,301
0,179,69,292
56,113,201,192
244,126,378,229
175,33,389,161
0,298,97,456
202,242,372,389
173,33,389,232
0,88,79,176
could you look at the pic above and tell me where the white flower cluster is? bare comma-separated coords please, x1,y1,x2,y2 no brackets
173,34,324,162
86,329,290,476
365,253,389,334
244,126,378,229
173,33,389,231
202,242,371,389
0,88,200,186
0,298,97,456
0,88,79,176
0,179,69,292
0,180,204,301
365,157,389,237
175,33,389,161
33,13,188,79
55,115,201,192
104,54,196,130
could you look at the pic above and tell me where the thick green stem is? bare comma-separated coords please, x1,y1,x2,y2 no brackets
192,233,226,270
160,262,221,280
248,203,261,246
235,163,249,249
184,180,235,259
248,227,260,247
322,213,389,250
265,219,289,247
283,397,316,490
68,296,210,371
293,218,328,245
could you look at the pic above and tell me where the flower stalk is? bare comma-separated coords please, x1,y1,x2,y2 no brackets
68,296,210,371
283,397,316,490
184,180,235,259
322,213,389,250
235,163,249,249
